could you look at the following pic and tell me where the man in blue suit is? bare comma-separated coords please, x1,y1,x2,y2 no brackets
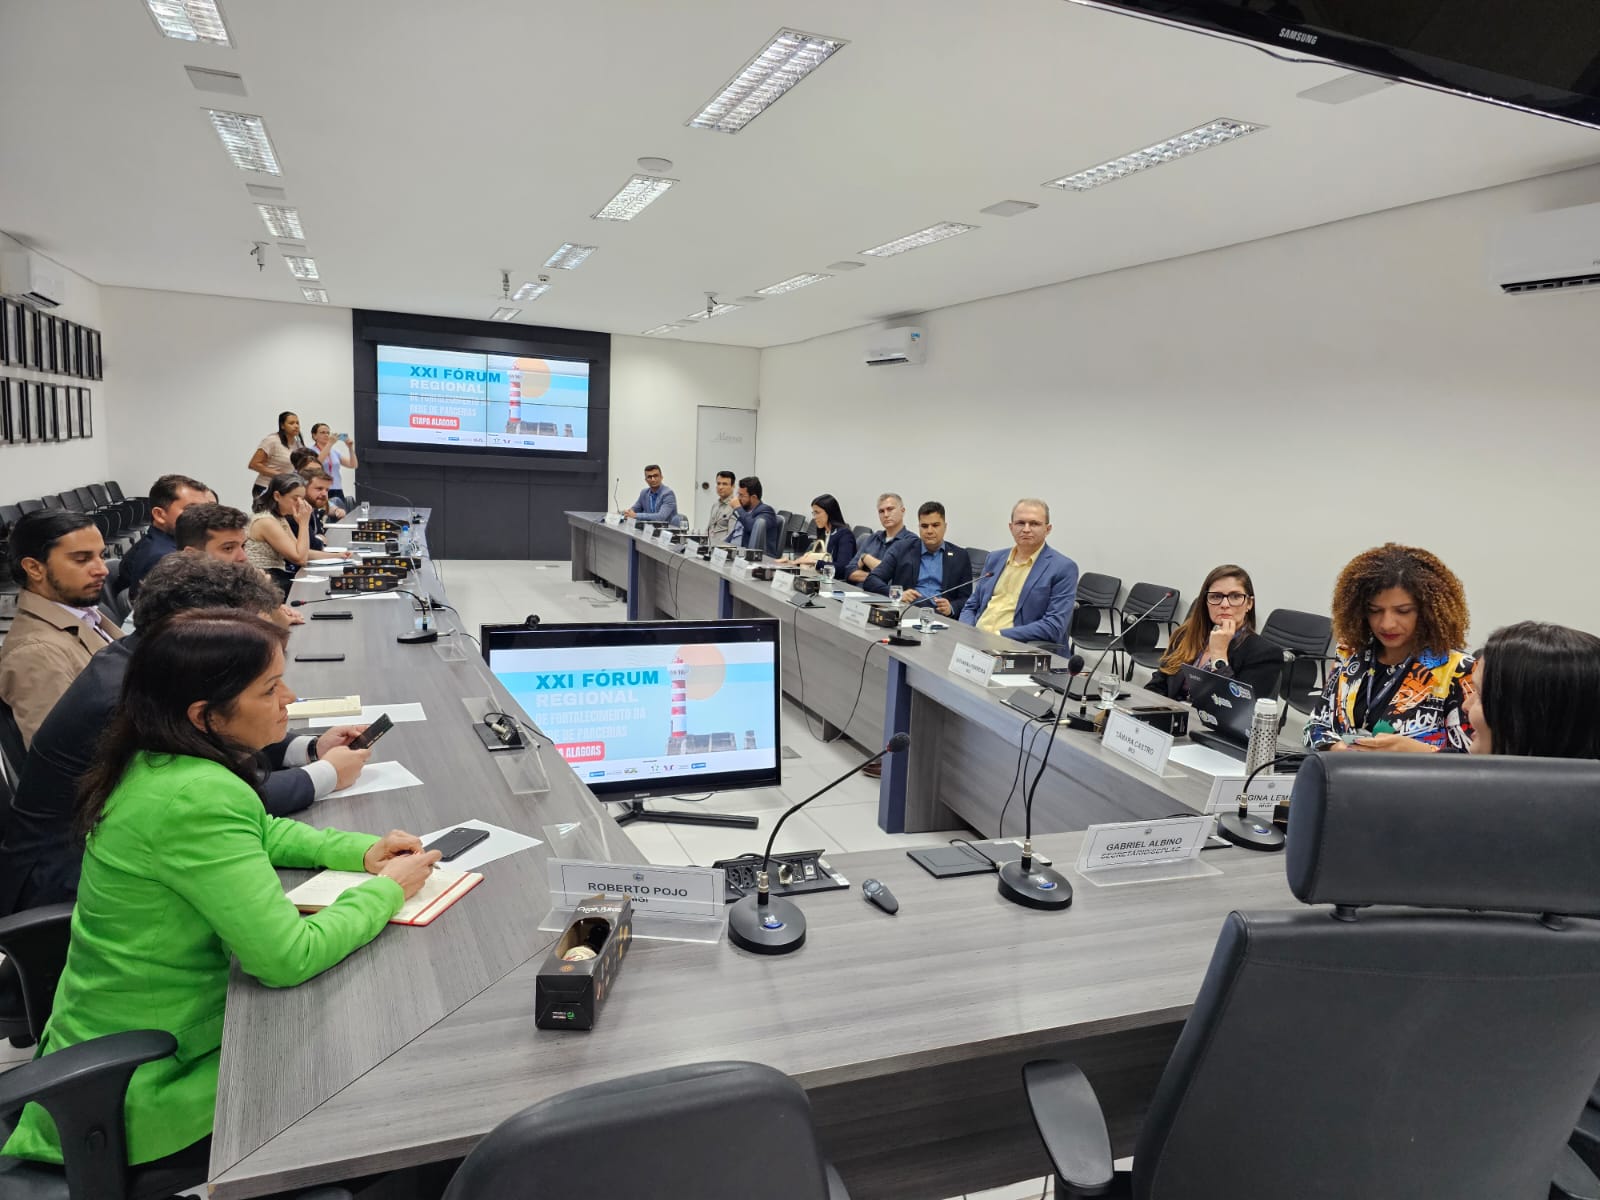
730,475,782,557
862,501,973,616
623,464,678,524
959,498,1078,646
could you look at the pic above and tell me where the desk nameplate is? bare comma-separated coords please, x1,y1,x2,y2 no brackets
1102,709,1174,776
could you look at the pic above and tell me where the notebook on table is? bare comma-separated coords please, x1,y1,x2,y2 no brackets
286,868,483,926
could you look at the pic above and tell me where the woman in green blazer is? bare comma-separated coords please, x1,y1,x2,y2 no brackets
1,609,440,1171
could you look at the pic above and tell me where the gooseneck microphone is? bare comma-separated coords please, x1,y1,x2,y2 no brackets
900,569,994,632
728,733,911,956
998,653,1087,912
391,587,439,645
356,484,422,524
1067,591,1174,704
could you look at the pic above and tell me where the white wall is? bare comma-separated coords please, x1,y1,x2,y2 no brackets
97,290,760,515
0,233,111,500
758,163,1600,642
609,335,760,508
99,288,354,510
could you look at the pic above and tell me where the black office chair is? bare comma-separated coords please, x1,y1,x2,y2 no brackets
965,547,988,585
1023,753,1600,1200
1257,607,1334,715
15,501,43,516
0,506,21,538
38,497,62,512
438,1062,848,1200
851,524,871,545
1066,572,1122,654
1114,582,1179,680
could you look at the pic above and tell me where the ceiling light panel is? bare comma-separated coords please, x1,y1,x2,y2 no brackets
512,281,550,301
300,287,328,303
282,255,319,281
208,110,281,175
687,28,846,134
256,204,304,240
756,272,831,296
544,243,596,270
682,303,743,322
146,0,230,45
491,307,521,321
592,175,677,221
1043,118,1264,191
641,323,683,336
861,222,977,258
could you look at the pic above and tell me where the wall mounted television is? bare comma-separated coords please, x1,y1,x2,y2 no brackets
1070,1,1600,128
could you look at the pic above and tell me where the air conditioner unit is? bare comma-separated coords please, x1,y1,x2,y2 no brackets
1489,201,1600,296
865,326,925,366
1,250,64,308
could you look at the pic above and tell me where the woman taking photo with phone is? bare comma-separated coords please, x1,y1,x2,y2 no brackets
1305,542,1474,753
0,611,439,1178
311,422,357,510
246,411,307,497
1144,564,1285,700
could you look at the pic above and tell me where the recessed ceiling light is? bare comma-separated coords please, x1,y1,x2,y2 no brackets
637,156,674,174
300,287,328,303
146,0,230,45
756,272,831,296
980,199,1038,217
826,260,865,272
491,307,521,322
861,222,977,258
641,323,683,336
1043,118,1264,191
257,204,304,240
681,303,743,322
687,28,847,134
208,110,281,175
511,281,550,302
282,255,318,281
544,243,596,270
592,174,677,221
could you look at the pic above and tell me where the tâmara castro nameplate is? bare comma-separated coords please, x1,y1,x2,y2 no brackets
547,859,724,920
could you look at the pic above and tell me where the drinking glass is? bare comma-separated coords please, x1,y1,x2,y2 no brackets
888,584,904,605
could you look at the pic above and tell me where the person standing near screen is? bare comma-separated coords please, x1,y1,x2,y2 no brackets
623,464,678,524
706,471,739,543
246,412,307,498
311,423,357,509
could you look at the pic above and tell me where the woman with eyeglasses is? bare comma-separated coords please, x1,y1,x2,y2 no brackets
1305,542,1473,753
1144,564,1284,701
1463,621,1600,758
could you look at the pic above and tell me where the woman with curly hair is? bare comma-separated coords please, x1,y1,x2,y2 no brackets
1305,543,1473,753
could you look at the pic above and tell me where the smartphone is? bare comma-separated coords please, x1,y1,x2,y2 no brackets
310,611,354,620
348,713,393,751
424,827,489,861
294,652,346,663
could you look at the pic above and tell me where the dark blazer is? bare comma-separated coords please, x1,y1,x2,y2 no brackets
117,527,177,601
0,637,319,917
958,544,1080,645
1144,629,1286,701
734,502,782,557
863,539,974,612
802,524,856,569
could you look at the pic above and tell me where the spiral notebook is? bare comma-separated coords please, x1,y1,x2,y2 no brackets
286,867,483,926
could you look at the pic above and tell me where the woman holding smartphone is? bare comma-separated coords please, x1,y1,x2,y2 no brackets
1144,563,1284,701
311,422,357,510
0,611,439,1179
1305,543,1474,753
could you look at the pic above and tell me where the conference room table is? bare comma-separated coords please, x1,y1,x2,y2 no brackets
568,512,1221,837
206,507,1300,1199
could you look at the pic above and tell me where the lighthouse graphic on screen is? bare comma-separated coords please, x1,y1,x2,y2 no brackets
663,651,750,756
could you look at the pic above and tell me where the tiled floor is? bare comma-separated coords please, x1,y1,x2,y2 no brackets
435,559,979,868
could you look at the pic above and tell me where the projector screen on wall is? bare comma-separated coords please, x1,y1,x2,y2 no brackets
375,344,590,454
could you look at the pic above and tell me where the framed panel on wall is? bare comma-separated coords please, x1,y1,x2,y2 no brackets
54,319,69,376
22,381,40,443
40,314,57,373
88,330,102,380
0,378,13,444
79,387,92,437
44,384,58,441
63,386,78,438
0,300,12,366
21,308,38,369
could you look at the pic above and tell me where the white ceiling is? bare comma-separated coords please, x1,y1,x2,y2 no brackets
3,0,1599,349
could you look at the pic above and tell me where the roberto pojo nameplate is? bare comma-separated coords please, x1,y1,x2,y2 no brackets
547,859,724,919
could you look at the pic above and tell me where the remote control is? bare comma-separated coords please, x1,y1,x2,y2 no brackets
861,878,899,915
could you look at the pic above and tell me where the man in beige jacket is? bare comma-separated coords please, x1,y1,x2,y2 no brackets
0,509,121,747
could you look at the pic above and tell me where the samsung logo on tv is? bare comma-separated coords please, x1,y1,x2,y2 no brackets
1279,27,1317,45
588,770,605,778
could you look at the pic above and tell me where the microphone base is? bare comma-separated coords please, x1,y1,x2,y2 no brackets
1216,810,1286,851
997,859,1073,910
396,629,438,645
728,894,807,955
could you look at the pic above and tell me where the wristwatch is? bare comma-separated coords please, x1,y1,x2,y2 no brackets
1210,659,1228,673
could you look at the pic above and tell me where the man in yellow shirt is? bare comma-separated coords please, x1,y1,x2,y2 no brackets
960,499,1079,646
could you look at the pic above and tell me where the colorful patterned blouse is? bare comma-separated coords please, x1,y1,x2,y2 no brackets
1303,641,1475,752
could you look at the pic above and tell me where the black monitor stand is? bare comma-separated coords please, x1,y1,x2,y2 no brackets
609,798,760,830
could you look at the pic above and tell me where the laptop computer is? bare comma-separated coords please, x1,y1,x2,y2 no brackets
1180,665,1261,760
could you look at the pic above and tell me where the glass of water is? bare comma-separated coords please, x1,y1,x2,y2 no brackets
818,559,834,590
888,584,904,605
358,500,371,519
1097,668,1121,709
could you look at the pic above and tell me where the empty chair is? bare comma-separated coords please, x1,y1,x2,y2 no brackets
69,488,97,513
102,481,125,504
965,546,988,584
1024,753,1600,1200
56,492,82,514
39,496,63,511
15,500,44,516
1258,608,1334,714
1066,572,1122,653
0,506,21,539
1118,581,1181,678
852,524,871,545
438,1062,847,1200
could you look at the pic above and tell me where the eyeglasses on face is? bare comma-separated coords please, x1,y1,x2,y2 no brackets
1205,591,1250,606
